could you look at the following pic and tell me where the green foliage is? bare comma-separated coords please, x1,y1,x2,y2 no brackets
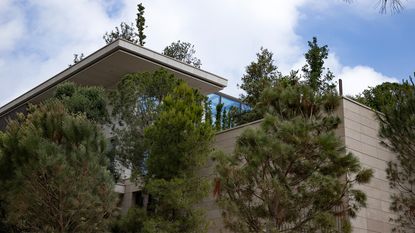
143,83,213,233
136,3,146,46
111,207,148,233
352,82,411,112
135,3,147,46
143,177,210,233
163,41,202,68
377,77,415,232
239,47,280,108
215,77,372,233
112,82,213,233
302,37,336,94
0,100,117,233
53,82,108,123
103,22,139,44
103,3,146,45
215,103,224,131
204,99,213,127
237,38,336,126
110,69,181,178
145,83,214,179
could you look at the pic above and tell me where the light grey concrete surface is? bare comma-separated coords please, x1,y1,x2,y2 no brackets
341,98,397,233
201,98,397,233
0,39,227,127
119,98,398,233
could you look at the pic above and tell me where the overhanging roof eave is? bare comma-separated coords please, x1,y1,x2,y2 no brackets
0,39,228,118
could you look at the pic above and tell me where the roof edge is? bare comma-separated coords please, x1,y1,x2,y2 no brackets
0,39,228,117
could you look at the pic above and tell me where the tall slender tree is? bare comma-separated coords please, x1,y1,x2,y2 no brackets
111,82,214,233
143,83,214,233
103,3,146,45
302,37,336,94
136,3,146,46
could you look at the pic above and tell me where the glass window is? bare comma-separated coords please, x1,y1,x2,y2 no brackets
221,96,241,112
206,92,252,129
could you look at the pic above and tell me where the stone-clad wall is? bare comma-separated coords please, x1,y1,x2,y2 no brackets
205,98,397,233
119,98,397,233
199,120,261,233
341,98,397,233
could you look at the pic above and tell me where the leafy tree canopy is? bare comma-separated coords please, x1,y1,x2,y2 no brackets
110,69,181,178
352,81,411,112
239,47,280,107
53,81,108,123
163,41,202,68
302,37,336,94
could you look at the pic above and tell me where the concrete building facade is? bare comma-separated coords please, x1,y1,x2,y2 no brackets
198,98,397,233
0,40,398,232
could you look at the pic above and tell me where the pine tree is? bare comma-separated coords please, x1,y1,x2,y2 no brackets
215,76,372,233
217,37,367,232
163,41,202,68
378,77,415,232
0,101,117,232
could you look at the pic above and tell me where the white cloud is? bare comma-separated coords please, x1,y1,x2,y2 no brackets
0,0,25,52
118,0,309,97
0,0,126,106
337,65,398,96
0,0,402,106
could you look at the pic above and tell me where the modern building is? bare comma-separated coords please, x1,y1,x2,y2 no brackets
0,39,397,233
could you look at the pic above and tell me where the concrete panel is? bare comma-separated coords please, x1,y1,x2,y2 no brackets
342,98,397,232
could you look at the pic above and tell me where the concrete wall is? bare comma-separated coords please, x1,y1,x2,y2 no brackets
341,98,396,233
120,98,397,233
204,98,397,233
199,120,262,233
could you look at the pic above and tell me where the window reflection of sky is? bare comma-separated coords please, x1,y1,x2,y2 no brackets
207,93,250,116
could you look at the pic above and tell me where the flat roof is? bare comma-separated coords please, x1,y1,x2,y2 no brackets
0,39,228,120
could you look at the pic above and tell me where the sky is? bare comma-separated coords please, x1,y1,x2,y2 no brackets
0,0,414,106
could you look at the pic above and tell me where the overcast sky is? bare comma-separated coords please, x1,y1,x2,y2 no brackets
1,0,414,106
